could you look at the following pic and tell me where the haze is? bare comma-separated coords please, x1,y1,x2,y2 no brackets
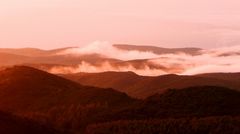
1,0,240,49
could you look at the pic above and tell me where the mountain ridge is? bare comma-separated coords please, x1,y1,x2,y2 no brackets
113,44,202,55
63,71,240,98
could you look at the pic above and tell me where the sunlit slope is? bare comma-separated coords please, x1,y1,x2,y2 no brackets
63,72,240,98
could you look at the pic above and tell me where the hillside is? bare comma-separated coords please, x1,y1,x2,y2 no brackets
84,86,240,134
86,116,240,134
63,71,145,93
0,111,58,134
197,72,240,82
103,86,240,121
142,86,240,117
63,72,240,98
0,66,136,132
0,67,239,133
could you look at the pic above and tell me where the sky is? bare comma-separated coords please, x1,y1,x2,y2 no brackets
0,0,240,49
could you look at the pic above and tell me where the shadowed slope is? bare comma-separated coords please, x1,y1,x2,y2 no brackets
106,86,240,121
82,85,240,134
0,66,136,132
0,66,133,112
0,111,58,134
142,86,240,117
86,116,240,134
0,67,239,133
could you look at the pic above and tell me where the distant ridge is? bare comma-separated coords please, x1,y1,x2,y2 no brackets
113,44,202,55
63,71,240,98
0,47,76,57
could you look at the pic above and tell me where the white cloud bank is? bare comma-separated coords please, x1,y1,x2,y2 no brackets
62,41,160,60
53,41,240,76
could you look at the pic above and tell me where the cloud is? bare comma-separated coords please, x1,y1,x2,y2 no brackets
53,42,240,76
61,41,160,60
49,61,167,76
148,45,240,75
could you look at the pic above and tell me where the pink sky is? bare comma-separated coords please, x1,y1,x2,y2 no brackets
0,0,240,49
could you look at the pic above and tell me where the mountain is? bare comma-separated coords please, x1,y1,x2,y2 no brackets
141,86,240,117
63,72,240,98
0,47,120,66
0,66,136,132
63,71,144,92
196,72,240,82
113,44,202,55
105,86,240,120
0,66,135,110
29,54,120,65
0,111,58,134
0,67,239,133
85,86,240,134
0,47,75,57
0,52,31,66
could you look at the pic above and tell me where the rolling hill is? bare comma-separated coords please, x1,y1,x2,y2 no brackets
0,66,136,132
102,86,240,121
0,52,31,66
63,72,240,98
0,47,121,66
85,86,240,134
0,66,239,133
